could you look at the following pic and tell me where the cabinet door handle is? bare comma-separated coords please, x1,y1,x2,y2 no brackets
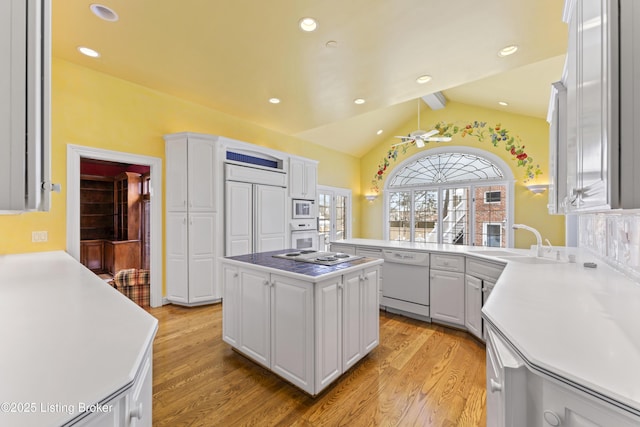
543,410,561,426
481,287,488,292
233,273,238,278
489,379,502,393
130,402,143,420
338,283,344,290
263,279,270,286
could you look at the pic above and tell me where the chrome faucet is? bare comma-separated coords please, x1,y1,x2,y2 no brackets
512,224,543,257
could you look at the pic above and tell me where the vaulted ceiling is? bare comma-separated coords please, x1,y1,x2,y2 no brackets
52,0,568,157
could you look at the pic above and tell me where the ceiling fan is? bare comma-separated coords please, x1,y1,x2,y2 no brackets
392,99,452,148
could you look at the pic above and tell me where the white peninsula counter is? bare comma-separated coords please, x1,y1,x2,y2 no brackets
221,250,383,396
0,251,158,427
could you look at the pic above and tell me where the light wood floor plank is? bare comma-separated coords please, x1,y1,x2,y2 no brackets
149,303,486,426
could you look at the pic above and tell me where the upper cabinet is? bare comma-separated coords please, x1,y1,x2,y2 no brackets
289,157,318,200
559,0,640,212
0,0,51,212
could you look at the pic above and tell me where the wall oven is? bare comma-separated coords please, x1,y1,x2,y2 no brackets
290,220,318,250
292,199,316,219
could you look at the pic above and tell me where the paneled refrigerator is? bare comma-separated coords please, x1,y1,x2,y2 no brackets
225,165,287,256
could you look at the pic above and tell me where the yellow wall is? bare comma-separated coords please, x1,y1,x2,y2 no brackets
358,101,566,249
0,59,361,259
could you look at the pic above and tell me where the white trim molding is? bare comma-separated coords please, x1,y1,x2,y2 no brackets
66,145,164,308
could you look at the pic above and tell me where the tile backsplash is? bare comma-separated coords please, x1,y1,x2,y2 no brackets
579,211,640,280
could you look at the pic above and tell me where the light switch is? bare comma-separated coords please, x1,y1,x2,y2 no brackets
32,231,48,242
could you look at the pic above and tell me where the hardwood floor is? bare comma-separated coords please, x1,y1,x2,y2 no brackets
150,303,487,427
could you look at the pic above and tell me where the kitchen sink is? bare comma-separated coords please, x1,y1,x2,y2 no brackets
497,256,565,264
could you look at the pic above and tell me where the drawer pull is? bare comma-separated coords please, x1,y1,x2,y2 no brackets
543,410,561,426
130,402,143,420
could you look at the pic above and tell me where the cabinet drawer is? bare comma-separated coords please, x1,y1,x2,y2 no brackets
355,247,383,258
330,244,355,255
466,257,505,281
430,253,464,272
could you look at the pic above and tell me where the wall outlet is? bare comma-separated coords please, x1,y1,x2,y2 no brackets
32,231,48,242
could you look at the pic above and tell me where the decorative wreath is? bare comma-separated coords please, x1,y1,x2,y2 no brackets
371,121,542,193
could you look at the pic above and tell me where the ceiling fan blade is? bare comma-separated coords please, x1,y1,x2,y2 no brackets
394,135,412,139
426,137,453,142
415,139,425,148
423,129,439,138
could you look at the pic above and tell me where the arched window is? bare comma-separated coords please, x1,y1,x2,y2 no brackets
384,147,514,247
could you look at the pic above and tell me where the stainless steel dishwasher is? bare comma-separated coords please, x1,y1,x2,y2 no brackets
381,249,430,320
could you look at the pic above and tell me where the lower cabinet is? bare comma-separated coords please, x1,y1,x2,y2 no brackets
75,342,154,427
485,323,640,427
80,240,105,272
464,275,483,339
222,262,380,395
430,269,465,327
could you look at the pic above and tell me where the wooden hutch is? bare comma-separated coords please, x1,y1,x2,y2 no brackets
80,172,142,275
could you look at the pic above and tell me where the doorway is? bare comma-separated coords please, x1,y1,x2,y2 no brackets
318,186,352,251
67,145,163,307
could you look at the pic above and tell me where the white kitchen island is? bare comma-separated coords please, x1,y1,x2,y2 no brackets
221,250,383,396
0,251,158,427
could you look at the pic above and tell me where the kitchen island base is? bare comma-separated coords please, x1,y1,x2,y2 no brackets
222,252,382,396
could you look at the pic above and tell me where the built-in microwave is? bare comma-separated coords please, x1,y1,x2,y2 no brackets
292,199,316,219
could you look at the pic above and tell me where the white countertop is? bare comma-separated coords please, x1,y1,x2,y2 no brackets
0,251,158,427
334,238,640,416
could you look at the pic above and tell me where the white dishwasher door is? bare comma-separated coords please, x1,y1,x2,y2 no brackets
382,250,429,305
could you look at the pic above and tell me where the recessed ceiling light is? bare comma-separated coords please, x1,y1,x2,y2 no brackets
498,45,518,57
376,129,383,135
325,40,338,48
354,98,366,105
269,98,281,104
498,101,508,106
77,46,100,58
416,75,432,84
299,17,318,32
90,4,119,22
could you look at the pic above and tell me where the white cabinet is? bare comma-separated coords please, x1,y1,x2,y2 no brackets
289,157,318,200
464,275,482,339
330,243,356,255
562,0,640,211
547,81,568,215
315,276,343,390
430,254,465,327
222,262,380,395
541,379,639,427
485,325,527,427
0,0,51,212
466,257,505,338
165,134,219,306
76,342,154,427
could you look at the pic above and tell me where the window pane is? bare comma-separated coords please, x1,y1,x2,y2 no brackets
441,187,470,245
335,195,346,240
474,185,507,247
413,190,438,243
389,191,411,241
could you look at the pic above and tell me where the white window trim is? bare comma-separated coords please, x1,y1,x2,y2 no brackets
382,146,516,247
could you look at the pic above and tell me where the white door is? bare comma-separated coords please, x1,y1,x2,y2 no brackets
225,181,252,256
318,186,351,251
222,264,240,347
238,268,271,368
465,275,483,339
430,270,465,326
362,267,379,353
315,276,343,393
255,184,286,252
342,271,363,371
270,274,314,393
165,139,188,211
188,212,216,303
187,138,217,212
165,212,188,304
